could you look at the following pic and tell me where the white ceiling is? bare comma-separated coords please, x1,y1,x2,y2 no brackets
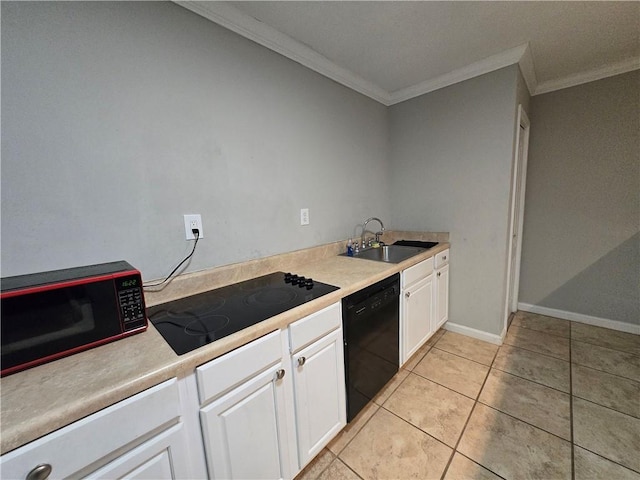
178,1,640,105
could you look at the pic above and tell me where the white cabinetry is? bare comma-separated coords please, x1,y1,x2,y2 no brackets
401,257,434,365
0,379,192,480
288,303,346,468
195,302,346,480
434,249,450,329
196,330,297,480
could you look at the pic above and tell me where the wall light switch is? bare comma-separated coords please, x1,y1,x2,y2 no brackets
300,208,310,226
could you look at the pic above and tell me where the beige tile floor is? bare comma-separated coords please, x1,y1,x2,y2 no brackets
295,311,640,480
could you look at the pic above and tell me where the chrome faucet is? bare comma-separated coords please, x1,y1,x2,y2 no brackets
361,217,385,248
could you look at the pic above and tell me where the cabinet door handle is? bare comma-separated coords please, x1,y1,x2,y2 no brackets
297,357,306,366
26,464,52,480
275,369,285,380
405,291,411,298
437,272,441,277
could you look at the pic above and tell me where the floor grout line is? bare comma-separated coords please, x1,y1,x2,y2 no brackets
409,368,485,401
569,323,576,480
570,337,640,359
439,346,498,479
430,345,496,367
510,322,572,340
571,359,640,385
475,399,572,443
500,341,570,363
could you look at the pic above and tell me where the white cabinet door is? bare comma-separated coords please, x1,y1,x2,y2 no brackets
291,328,346,467
200,364,292,480
87,424,190,479
435,263,449,329
403,274,433,362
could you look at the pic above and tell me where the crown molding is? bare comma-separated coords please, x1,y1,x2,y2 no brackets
176,1,391,105
175,1,637,105
533,56,640,95
389,44,534,105
517,43,538,96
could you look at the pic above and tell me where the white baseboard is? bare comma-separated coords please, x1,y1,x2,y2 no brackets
444,322,504,345
517,303,640,335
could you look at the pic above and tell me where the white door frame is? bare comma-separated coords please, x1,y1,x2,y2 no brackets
503,105,530,334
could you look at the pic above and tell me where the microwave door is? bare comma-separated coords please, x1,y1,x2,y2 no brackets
2,299,96,355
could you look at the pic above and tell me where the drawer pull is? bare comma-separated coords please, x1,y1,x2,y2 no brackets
275,369,286,380
437,272,441,278
443,256,447,261
405,292,411,298
26,464,52,480
298,357,306,367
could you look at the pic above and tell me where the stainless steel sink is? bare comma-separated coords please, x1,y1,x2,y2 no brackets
343,245,427,263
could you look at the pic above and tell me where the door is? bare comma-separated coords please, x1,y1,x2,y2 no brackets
200,365,291,480
403,274,433,362
291,328,346,467
504,105,530,331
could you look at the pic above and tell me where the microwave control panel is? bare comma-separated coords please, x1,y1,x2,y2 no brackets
115,274,146,331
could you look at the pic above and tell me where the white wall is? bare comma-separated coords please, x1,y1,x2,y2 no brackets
519,71,640,325
1,2,390,280
388,66,519,336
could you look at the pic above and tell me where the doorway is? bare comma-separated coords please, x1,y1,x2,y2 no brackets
503,105,530,336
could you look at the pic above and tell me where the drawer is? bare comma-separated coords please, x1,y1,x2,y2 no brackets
289,302,341,353
0,379,180,479
435,249,450,269
403,257,434,288
196,330,283,404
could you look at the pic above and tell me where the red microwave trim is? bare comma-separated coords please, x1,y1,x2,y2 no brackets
0,269,140,299
0,322,147,377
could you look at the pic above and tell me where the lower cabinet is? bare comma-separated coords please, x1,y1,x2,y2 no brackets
0,379,193,480
196,330,296,480
195,302,345,480
289,303,346,467
200,364,294,480
401,258,435,364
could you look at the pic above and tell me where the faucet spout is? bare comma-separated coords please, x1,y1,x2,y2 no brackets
362,217,385,247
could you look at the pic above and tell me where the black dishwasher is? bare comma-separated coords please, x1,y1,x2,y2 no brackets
343,273,400,422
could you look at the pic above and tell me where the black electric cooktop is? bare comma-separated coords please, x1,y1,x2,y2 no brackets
148,272,339,355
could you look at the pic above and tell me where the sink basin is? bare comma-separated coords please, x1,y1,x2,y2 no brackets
343,245,427,263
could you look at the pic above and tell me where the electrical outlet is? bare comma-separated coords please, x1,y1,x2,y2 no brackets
300,208,310,226
183,214,204,240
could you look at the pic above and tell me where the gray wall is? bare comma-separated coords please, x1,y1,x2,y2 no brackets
388,66,520,337
1,2,390,280
519,71,640,325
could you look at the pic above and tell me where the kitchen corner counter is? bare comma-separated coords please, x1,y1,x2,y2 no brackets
0,239,449,455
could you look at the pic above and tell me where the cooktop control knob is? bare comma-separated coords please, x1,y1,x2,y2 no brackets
284,272,293,283
297,276,308,288
305,278,314,290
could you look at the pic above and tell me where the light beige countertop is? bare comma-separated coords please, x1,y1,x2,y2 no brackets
0,236,449,455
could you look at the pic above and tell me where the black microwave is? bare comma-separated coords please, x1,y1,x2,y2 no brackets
1,261,147,376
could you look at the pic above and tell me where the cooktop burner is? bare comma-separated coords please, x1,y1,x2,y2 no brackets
147,271,339,355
